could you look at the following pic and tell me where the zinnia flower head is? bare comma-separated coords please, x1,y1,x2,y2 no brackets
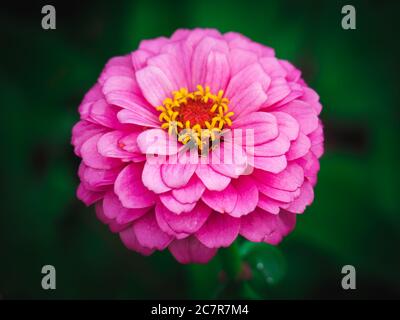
72,28,323,263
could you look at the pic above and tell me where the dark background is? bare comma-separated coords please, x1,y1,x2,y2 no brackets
1,0,399,299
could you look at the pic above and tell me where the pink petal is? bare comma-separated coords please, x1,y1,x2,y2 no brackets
240,209,277,242
114,98,160,128
118,132,143,156
196,213,240,248
139,36,169,53
286,132,311,161
259,57,287,78
137,129,179,156
79,83,103,105
301,87,322,115
102,75,138,97
78,84,104,120
155,204,188,239
224,32,275,57
209,141,247,178
104,54,134,70
97,131,138,159
257,193,283,214
240,209,296,245
248,133,290,157
108,222,131,234
276,210,297,237
254,163,304,191
280,60,301,82
81,133,121,170
95,201,112,224
252,155,287,174
309,122,324,145
229,82,268,119
263,77,291,107
170,29,191,41
87,99,120,129
131,49,152,70
142,161,171,194
311,142,324,159
172,175,205,204
195,164,231,191
226,63,270,98
119,225,155,256
256,182,299,203
159,193,196,214
99,64,135,87
114,163,155,208
95,201,131,234
229,176,259,217
102,74,148,106
103,191,148,223
77,183,104,206
228,48,258,76
309,122,324,158
169,236,217,264
156,201,211,234
133,212,173,250
273,82,304,108
271,111,300,141
190,36,229,89
153,201,191,240
203,51,230,93
71,121,106,157
232,112,278,145
161,153,197,189
296,152,320,182
79,163,120,190
117,207,150,225
285,180,314,214
202,184,237,214
160,41,192,89
147,53,188,91
136,66,175,107
276,100,319,135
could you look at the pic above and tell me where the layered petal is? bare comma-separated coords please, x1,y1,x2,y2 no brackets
114,163,156,208
132,212,173,250
120,226,155,256
196,212,240,248
160,152,197,189
195,164,231,191
169,236,217,264
159,193,197,214
240,209,296,245
81,133,121,170
156,201,211,235
103,191,148,224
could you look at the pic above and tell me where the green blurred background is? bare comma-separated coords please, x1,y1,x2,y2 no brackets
1,0,399,299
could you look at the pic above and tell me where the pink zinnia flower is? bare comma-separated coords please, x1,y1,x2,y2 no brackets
72,28,323,264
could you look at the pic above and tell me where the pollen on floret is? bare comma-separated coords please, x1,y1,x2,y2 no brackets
157,85,234,151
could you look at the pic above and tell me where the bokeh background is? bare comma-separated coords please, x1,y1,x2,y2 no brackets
1,0,399,299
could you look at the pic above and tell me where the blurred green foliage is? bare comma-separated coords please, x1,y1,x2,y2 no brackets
1,0,399,299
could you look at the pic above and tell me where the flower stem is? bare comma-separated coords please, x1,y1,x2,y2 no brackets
219,241,242,281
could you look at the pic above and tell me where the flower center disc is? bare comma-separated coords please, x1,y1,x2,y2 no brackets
156,85,234,150
177,99,214,128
